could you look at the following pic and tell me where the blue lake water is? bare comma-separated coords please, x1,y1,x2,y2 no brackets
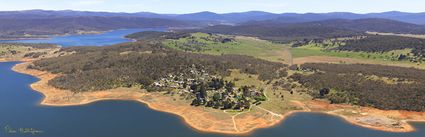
0,28,166,47
1,62,425,137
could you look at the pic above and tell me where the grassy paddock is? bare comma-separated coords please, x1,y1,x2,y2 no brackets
290,44,425,69
164,33,289,63
291,44,411,60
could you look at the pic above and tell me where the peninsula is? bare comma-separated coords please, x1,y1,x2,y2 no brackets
3,32,425,134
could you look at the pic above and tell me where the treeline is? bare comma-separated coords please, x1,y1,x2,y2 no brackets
32,41,286,92
125,31,191,41
290,63,425,111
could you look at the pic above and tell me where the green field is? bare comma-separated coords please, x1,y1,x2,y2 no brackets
289,43,425,70
164,33,290,62
290,44,412,61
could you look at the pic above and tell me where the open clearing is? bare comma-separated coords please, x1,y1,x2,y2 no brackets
290,45,425,69
164,33,291,63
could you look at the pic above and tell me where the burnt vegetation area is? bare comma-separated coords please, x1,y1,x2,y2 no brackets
289,63,425,111
31,41,287,92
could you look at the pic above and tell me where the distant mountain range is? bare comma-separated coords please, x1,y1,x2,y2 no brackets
2,9,425,40
2,10,425,24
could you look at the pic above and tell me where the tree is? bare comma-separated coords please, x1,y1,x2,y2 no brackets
199,82,207,99
319,88,330,97
222,100,233,109
225,81,235,93
398,54,407,60
191,99,201,106
213,92,221,101
241,86,251,97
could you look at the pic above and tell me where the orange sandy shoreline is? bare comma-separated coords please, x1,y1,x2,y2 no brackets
11,61,285,135
8,61,425,135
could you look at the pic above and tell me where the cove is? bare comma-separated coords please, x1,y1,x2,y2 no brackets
1,62,425,137
0,28,165,47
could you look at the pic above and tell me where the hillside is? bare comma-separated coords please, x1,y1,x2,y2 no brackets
196,22,362,43
0,16,192,38
290,63,425,111
336,35,425,53
195,18,425,43
303,18,425,34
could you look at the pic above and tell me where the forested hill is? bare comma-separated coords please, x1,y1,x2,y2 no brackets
302,18,425,34
196,18,425,43
243,18,425,34
290,63,425,111
196,22,361,43
0,16,192,38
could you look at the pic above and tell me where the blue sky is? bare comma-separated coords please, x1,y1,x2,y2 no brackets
0,0,424,14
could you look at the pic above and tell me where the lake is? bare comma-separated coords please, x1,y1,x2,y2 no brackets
0,28,166,47
1,63,425,137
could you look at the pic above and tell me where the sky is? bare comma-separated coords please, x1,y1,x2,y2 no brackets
0,0,424,14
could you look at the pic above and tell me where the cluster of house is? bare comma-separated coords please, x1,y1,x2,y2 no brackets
151,65,266,110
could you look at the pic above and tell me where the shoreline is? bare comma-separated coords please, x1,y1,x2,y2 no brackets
306,100,424,133
0,37,51,41
0,31,106,41
8,61,425,135
1,27,170,41
11,61,286,135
